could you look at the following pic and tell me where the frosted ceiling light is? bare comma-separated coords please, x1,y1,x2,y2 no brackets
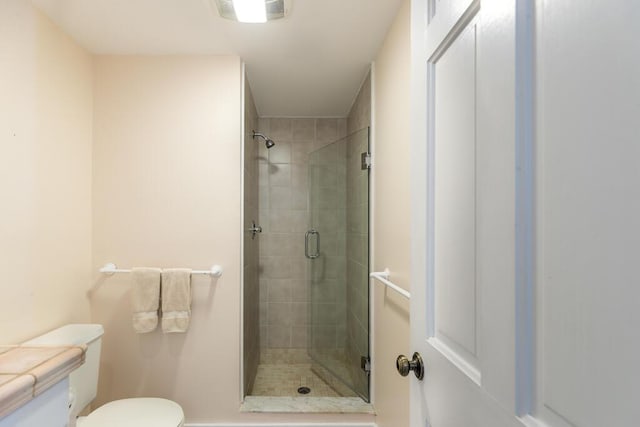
233,0,266,23
213,0,290,23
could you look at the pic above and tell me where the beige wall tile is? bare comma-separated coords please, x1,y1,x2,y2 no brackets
291,326,308,348
268,141,292,163
338,118,348,138
291,187,309,210
268,279,293,302
269,118,293,141
269,164,291,187
290,256,308,279
269,209,293,232
291,281,309,302
268,302,292,326
260,303,268,325
291,233,306,256
291,141,312,164
316,118,338,143
259,184,270,211
316,303,338,325
291,164,309,188
261,256,292,279
290,210,309,233
291,302,309,325
258,118,271,135
259,279,269,302
259,326,267,348
292,118,316,141
311,325,336,348
268,324,292,348
270,186,292,209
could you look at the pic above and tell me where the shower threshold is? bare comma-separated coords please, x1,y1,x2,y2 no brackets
240,396,375,414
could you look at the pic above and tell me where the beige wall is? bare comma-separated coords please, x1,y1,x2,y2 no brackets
91,55,244,421
372,1,412,426
0,0,93,344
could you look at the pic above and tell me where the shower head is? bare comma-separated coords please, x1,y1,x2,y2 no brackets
252,131,276,149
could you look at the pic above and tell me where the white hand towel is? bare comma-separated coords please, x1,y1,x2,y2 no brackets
131,267,161,333
161,268,192,333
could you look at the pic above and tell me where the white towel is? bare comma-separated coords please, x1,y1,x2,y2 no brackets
131,267,161,333
161,268,192,333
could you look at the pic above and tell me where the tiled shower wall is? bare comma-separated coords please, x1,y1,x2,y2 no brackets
243,80,260,395
257,118,347,349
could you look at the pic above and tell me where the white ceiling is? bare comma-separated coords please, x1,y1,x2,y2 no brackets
31,0,404,117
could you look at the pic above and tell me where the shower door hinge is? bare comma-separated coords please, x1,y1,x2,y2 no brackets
361,356,371,375
361,152,372,170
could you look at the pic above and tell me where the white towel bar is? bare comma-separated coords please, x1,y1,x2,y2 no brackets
99,263,223,278
370,268,411,299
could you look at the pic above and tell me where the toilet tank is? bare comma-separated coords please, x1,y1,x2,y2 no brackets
23,324,104,415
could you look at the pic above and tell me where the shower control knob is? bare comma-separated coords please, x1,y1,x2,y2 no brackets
396,352,424,380
249,221,262,239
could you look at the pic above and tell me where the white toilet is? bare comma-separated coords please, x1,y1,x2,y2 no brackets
24,324,184,427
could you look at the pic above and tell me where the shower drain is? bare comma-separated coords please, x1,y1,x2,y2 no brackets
297,386,311,395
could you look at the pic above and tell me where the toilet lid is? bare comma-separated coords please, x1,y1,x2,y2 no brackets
80,398,184,427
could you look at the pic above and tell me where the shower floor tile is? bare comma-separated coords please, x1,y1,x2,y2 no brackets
249,362,340,397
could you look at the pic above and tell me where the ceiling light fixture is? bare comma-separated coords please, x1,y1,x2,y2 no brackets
213,0,290,23
233,0,266,23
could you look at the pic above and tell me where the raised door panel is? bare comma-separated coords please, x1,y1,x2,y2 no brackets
433,21,480,378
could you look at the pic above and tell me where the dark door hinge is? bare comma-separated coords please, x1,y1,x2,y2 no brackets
361,356,371,375
361,152,372,170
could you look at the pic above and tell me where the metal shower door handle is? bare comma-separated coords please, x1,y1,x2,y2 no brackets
305,229,320,259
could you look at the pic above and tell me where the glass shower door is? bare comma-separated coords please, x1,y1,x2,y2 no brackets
307,127,370,401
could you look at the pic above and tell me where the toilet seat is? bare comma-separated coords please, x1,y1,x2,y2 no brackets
77,398,184,427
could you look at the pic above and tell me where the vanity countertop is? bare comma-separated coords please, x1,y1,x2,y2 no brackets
0,345,85,419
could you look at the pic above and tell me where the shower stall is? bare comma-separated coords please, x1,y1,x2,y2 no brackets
243,116,370,402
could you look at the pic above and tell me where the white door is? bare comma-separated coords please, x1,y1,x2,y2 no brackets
531,1,640,426
409,0,640,426
410,0,527,424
